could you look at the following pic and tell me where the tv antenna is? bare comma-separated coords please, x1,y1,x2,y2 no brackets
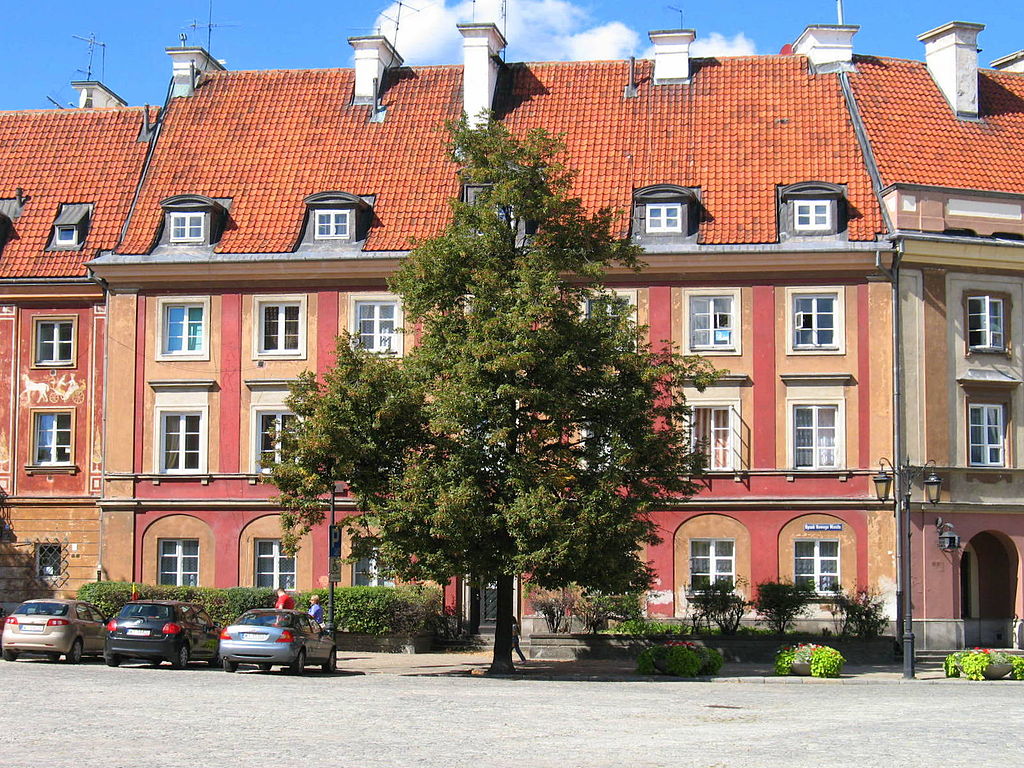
667,5,684,28
46,96,67,110
71,33,107,81
836,0,845,25
377,0,423,45
185,0,239,53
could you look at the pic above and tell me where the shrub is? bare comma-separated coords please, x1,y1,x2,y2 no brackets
688,580,748,635
827,588,889,639
576,590,644,634
637,640,723,677
775,643,845,678
526,586,580,633
605,619,688,636
752,580,814,634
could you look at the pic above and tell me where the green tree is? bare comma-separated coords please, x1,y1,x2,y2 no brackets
272,118,719,673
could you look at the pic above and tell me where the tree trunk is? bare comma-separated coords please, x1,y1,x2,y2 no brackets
488,574,516,674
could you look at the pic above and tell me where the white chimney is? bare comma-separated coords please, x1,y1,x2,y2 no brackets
349,36,403,106
71,81,127,109
648,29,696,85
918,21,985,118
458,23,507,127
793,25,859,72
165,46,226,98
991,50,1024,73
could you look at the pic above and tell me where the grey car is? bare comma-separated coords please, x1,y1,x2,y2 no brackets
219,609,336,674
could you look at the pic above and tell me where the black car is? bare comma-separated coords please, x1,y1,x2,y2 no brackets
105,601,221,669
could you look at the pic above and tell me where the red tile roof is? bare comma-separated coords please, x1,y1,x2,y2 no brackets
849,57,1024,193
0,107,151,278
118,56,884,254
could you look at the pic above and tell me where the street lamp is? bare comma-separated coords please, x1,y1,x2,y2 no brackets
874,457,941,679
935,518,961,552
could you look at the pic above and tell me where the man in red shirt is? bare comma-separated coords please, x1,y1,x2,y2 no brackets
275,588,295,610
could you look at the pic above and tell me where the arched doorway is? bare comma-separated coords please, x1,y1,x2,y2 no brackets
961,531,1019,647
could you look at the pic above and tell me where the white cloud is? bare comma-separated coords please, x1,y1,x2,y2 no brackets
562,22,641,61
691,32,757,57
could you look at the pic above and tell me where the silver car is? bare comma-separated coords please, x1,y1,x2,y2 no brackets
2,599,107,663
219,609,336,674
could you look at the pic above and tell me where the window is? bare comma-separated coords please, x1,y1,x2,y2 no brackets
34,319,75,366
254,539,296,589
36,543,64,581
169,212,205,243
315,210,350,240
690,296,734,350
646,203,683,233
689,539,735,591
793,294,836,349
354,300,398,353
584,293,633,320
793,405,838,469
967,296,1005,351
160,413,203,473
793,200,832,232
158,539,199,586
354,555,394,587
969,404,1005,467
256,412,296,473
163,304,205,355
692,407,732,471
258,302,302,355
33,412,72,465
54,225,79,246
794,539,839,592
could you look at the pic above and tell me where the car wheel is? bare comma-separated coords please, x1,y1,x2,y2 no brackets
322,646,337,673
258,663,272,672
104,654,121,667
222,658,238,673
2,649,19,662
207,652,220,667
65,638,84,664
170,643,190,670
288,648,306,676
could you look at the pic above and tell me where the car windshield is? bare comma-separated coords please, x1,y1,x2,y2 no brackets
15,602,69,616
119,604,173,620
236,612,295,628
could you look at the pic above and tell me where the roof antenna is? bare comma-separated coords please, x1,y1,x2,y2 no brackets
377,0,422,48
500,0,507,57
72,33,107,81
185,0,239,55
667,5,684,28
836,0,845,24
46,96,67,110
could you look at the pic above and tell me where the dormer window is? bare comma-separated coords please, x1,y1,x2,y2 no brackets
632,185,700,243
778,182,846,240
48,203,92,251
158,194,229,248
55,226,79,246
301,192,373,249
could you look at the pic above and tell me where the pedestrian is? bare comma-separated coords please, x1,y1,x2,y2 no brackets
308,594,324,624
511,615,527,663
275,587,295,610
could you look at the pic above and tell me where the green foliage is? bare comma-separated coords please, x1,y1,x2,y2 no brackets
575,590,645,634
752,581,815,634
944,652,962,678
1012,656,1024,681
827,588,889,639
606,619,689,636
688,580,749,635
636,641,722,677
774,646,797,676
222,587,277,620
948,649,1019,681
775,643,845,678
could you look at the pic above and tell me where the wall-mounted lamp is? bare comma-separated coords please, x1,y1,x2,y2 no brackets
935,518,960,551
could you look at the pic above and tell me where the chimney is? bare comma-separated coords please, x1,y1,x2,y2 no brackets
991,50,1024,73
918,21,985,118
648,29,696,85
348,36,403,106
793,25,859,72
71,81,127,109
458,23,507,127
165,46,225,98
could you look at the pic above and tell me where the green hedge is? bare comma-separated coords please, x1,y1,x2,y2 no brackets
77,582,442,635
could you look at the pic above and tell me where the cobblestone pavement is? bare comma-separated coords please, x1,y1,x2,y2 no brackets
1,654,1019,768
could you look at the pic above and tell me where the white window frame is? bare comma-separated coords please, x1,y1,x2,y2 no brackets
353,554,395,587
158,410,207,474
689,295,735,352
794,538,840,593
787,287,845,355
255,296,306,358
314,209,351,240
968,404,1006,467
158,538,200,586
156,297,210,361
350,294,403,356
691,405,735,471
34,317,76,367
254,539,296,589
689,538,736,591
168,212,206,244
54,225,79,246
793,200,833,232
966,295,1005,352
645,202,683,234
254,410,296,474
32,410,74,466
791,403,842,470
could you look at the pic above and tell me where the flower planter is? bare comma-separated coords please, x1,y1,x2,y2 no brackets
982,662,1013,680
790,661,812,676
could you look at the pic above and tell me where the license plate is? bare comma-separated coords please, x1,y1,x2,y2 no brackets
241,633,268,641
19,625,44,633
127,629,150,637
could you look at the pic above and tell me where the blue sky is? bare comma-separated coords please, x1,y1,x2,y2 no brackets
2,1,1020,110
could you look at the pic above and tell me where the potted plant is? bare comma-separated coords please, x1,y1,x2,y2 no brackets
944,649,1020,680
775,643,845,678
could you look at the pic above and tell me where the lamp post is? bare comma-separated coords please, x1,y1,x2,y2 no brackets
874,458,941,679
